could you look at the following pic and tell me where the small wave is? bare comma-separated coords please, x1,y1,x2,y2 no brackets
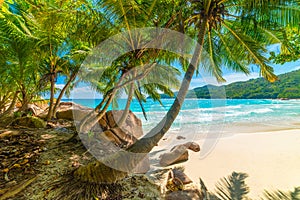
252,108,273,114
225,108,273,117
177,105,242,113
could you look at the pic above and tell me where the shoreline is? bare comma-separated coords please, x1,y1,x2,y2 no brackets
151,128,300,198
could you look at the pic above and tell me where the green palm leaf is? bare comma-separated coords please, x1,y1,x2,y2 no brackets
212,172,250,200
264,187,300,200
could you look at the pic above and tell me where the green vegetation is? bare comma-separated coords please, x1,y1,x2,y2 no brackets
1,0,300,198
185,69,300,99
160,69,300,99
270,28,300,64
73,0,300,188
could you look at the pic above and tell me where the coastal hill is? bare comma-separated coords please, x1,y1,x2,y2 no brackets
161,69,300,99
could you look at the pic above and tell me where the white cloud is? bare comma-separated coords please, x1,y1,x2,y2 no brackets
44,85,102,99
55,84,65,90
222,72,260,85
68,86,103,99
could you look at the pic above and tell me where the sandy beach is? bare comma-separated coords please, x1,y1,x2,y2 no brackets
181,129,300,198
149,126,300,198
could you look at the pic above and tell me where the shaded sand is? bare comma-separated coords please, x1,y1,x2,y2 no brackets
182,129,300,198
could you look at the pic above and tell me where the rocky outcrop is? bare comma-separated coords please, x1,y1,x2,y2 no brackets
171,142,200,152
171,168,192,185
163,168,196,199
55,102,148,172
55,102,93,121
160,142,200,167
56,109,92,121
101,110,143,139
24,104,45,116
55,104,143,141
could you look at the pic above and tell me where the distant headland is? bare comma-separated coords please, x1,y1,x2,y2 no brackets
159,69,300,99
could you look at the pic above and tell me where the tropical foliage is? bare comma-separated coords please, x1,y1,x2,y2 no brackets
0,0,300,193
72,0,300,188
264,186,300,200
270,27,300,64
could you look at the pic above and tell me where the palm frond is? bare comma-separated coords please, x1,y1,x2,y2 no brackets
214,172,250,200
223,20,277,82
264,187,300,200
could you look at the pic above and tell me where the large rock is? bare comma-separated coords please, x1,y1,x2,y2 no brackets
56,109,91,121
12,116,46,128
56,102,93,121
104,110,143,139
171,169,193,185
171,142,200,152
55,103,148,171
95,110,143,147
160,142,200,167
56,104,143,140
159,145,189,167
25,104,45,116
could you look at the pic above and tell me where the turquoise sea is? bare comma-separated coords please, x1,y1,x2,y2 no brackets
63,98,300,137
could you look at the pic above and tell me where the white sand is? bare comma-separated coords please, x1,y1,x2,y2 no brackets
181,129,300,198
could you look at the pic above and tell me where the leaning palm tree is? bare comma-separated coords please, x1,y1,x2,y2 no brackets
71,0,300,189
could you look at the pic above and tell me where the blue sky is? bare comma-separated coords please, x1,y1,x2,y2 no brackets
189,59,300,89
54,44,300,99
55,59,300,99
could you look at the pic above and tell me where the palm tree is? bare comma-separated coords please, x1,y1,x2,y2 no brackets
51,43,90,118
264,187,300,200
270,27,300,64
76,0,184,134
21,0,108,120
72,0,300,185
0,0,45,114
77,45,182,133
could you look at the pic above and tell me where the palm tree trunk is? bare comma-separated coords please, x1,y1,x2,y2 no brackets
19,88,30,112
52,72,77,118
1,91,19,116
78,66,154,133
0,94,9,114
79,91,116,133
117,73,135,127
74,17,209,183
77,72,128,133
46,73,55,120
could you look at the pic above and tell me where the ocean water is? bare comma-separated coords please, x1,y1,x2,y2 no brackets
63,98,300,136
